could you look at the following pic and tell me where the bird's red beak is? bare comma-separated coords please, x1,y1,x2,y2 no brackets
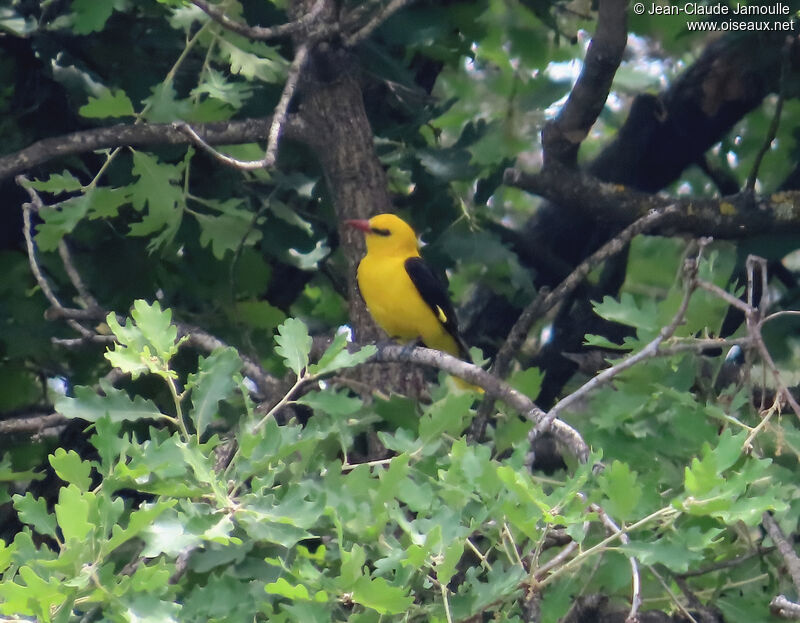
345,219,372,233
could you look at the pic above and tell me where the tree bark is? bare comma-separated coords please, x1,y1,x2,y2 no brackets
296,11,426,396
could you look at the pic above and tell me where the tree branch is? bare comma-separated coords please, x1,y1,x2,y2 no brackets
763,512,800,596
471,205,678,441
371,344,589,462
0,116,310,183
343,0,419,46
537,249,699,434
175,43,310,170
772,595,800,620
542,0,628,165
505,160,800,238
190,0,327,40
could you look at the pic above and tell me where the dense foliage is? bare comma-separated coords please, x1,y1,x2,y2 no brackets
2,0,800,621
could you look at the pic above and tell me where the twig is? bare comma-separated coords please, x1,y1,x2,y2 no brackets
58,239,101,312
344,0,419,46
695,279,751,314
372,344,589,462
471,206,677,441
534,541,580,580
264,43,309,167
648,566,699,623
763,512,800,595
742,393,781,453
589,503,641,623
17,177,97,340
175,42,310,170
733,256,800,420
536,247,701,435
746,39,790,190
190,0,326,40
677,546,774,578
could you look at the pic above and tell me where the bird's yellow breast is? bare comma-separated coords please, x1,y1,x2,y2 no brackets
356,254,459,355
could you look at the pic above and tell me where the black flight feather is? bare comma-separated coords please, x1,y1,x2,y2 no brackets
404,256,471,361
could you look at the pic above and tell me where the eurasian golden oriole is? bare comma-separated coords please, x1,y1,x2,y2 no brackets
346,213,477,389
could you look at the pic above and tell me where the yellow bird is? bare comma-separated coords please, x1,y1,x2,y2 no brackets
346,213,477,389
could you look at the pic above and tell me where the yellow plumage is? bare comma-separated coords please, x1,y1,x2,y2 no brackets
347,213,478,391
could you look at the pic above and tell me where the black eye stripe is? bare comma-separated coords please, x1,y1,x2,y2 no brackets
371,227,391,236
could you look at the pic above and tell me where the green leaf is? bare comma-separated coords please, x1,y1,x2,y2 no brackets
35,195,91,251
419,392,473,446
80,88,135,118
233,300,286,332
55,381,163,423
417,146,478,181
13,493,58,539
102,501,176,556
508,367,543,401
0,565,66,620
49,448,93,490
598,461,642,521
351,576,413,615
54,484,94,543
592,293,660,332
623,539,704,573
435,540,464,586
71,0,114,34
297,390,362,417
187,348,242,437
265,578,311,601
128,151,185,244
195,207,261,260
141,81,193,123
217,37,287,83
191,67,253,108
308,332,377,375
105,300,181,375
27,171,82,195
275,317,312,375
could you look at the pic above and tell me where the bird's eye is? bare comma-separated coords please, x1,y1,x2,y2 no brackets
371,227,391,237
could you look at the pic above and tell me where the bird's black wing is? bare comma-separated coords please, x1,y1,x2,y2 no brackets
404,256,471,361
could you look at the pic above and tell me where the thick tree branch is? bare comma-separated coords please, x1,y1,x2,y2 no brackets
542,0,628,166
0,116,310,183
0,412,66,436
505,160,800,237
772,595,800,620
588,31,790,191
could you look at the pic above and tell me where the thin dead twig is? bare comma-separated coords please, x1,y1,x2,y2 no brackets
176,42,310,170
344,0,419,46
537,243,702,435
191,0,326,40
589,503,641,623
17,176,97,340
471,206,677,442
58,239,101,312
